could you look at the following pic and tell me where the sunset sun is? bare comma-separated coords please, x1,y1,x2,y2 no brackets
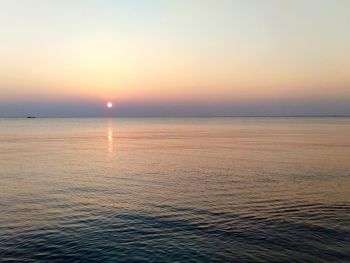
107,102,113,108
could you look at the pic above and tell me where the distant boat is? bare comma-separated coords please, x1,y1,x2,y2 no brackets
26,116,36,119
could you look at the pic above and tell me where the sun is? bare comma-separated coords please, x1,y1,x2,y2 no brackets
107,102,113,108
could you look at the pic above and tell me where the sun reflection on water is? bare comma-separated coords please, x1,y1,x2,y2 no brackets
107,120,114,154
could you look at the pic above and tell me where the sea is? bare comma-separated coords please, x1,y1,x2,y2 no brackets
0,117,349,262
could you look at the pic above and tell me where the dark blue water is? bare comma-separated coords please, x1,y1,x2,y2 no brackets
0,118,349,262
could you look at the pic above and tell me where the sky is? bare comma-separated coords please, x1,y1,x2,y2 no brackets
0,0,349,116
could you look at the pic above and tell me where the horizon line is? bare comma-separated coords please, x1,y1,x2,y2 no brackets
1,114,350,119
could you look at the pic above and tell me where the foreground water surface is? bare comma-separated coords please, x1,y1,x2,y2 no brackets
0,117,349,262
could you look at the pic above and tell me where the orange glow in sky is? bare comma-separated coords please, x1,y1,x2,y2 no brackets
0,0,350,116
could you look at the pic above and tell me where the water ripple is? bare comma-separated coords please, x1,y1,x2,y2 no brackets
1,117,350,262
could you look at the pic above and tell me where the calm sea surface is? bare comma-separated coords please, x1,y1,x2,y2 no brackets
0,117,349,262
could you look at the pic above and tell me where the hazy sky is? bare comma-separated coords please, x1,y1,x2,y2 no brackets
0,0,349,116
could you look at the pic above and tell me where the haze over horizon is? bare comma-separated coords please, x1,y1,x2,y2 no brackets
1,0,350,117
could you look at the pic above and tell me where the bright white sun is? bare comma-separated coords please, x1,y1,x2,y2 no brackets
107,102,113,108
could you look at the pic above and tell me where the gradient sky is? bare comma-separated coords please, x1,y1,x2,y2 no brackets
0,0,350,116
